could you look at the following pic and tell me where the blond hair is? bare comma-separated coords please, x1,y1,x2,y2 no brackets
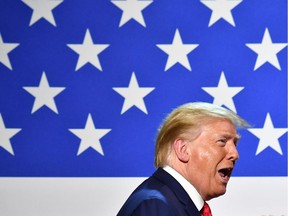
154,102,249,168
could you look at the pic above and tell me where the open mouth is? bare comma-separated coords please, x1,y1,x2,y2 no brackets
218,168,233,183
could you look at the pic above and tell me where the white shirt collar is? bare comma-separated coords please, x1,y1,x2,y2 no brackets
163,165,204,211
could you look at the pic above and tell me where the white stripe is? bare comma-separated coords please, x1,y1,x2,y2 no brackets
0,177,287,216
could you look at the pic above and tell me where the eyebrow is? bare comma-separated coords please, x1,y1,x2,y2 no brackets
221,133,241,143
234,134,241,145
235,134,241,140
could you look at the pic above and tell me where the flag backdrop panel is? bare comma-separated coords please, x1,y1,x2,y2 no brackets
0,0,287,215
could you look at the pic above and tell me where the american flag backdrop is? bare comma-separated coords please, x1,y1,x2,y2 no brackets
0,0,287,215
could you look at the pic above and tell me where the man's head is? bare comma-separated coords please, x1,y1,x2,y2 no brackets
154,102,249,200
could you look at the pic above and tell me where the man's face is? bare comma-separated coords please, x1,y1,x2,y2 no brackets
186,118,240,200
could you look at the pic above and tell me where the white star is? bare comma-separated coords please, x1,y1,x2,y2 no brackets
200,0,242,27
0,114,21,155
23,72,65,114
111,0,153,27
113,72,155,114
156,29,199,71
0,34,19,70
22,0,63,26
69,114,111,156
248,113,287,155
202,72,244,112
246,28,287,71
67,29,109,71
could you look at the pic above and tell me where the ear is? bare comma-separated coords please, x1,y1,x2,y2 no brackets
172,138,190,163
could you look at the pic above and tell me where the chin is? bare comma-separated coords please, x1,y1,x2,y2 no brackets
205,190,226,201
210,188,227,200
217,188,227,197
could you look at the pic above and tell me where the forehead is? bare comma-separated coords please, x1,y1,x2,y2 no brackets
199,118,238,135
183,117,239,141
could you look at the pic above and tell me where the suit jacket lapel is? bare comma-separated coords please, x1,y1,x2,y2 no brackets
153,168,201,216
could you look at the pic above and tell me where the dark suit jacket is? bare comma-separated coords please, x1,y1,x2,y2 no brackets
117,168,201,216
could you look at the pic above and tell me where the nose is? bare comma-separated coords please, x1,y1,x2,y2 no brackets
227,142,239,162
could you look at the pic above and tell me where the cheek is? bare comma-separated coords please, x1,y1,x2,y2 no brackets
191,148,213,170
199,147,217,162
197,147,225,171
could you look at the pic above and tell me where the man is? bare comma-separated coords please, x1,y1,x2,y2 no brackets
117,102,249,216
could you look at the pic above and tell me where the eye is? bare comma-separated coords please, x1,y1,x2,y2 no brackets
217,139,227,145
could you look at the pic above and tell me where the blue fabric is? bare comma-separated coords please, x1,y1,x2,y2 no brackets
117,189,167,216
117,168,201,216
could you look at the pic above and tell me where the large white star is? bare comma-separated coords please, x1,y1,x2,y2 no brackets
113,72,155,114
246,28,287,71
67,29,109,71
0,114,21,155
23,72,65,114
200,0,242,27
156,29,199,71
202,72,244,112
111,0,153,27
69,114,111,156
248,113,287,155
0,34,19,70
22,0,63,26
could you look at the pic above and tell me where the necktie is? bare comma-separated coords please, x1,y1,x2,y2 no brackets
201,201,212,216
